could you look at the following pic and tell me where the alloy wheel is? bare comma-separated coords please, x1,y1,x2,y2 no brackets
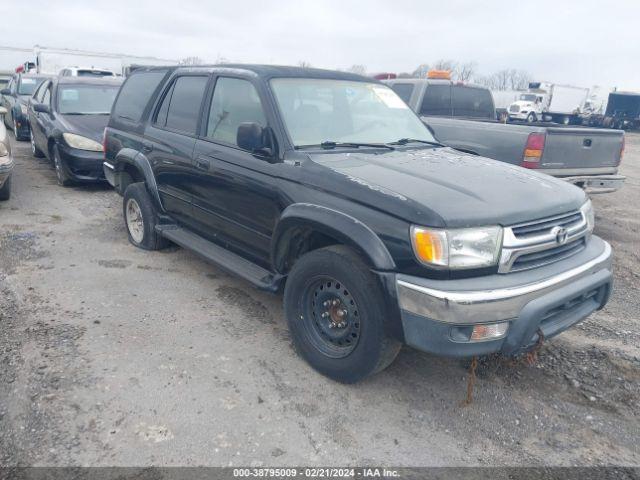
125,198,145,244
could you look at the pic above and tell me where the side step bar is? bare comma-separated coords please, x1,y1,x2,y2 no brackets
156,225,283,292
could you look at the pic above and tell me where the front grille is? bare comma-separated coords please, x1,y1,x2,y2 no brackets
512,211,583,240
509,105,520,113
499,209,589,273
510,238,586,272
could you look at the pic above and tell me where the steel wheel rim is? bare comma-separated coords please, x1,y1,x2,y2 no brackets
301,276,361,358
125,198,145,244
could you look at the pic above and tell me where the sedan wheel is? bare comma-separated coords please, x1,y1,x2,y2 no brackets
30,130,44,158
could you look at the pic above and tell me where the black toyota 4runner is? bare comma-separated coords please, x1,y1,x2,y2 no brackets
103,65,613,383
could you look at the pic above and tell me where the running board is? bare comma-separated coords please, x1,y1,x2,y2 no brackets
156,225,283,292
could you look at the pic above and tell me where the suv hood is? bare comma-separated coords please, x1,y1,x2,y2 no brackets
308,147,586,228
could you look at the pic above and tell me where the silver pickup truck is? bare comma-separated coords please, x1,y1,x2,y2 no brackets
384,78,626,194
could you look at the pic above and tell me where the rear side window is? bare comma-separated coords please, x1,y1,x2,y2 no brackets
112,71,166,122
420,84,451,116
390,83,414,104
156,76,209,134
451,86,494,119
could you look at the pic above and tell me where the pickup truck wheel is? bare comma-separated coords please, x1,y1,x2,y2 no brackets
122,182,168,250
284,245,401,383
30,130,45,158
0,175,11,201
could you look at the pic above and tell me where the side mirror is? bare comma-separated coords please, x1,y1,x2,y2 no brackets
0,89,10,96
0,106,6,116
34,103,50,114
236,122,273,157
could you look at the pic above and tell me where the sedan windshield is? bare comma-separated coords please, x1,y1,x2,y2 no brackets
270,78,436,147
18,77,46,96
58,85,120,114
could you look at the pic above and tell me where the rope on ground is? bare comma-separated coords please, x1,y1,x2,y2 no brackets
463,355,478,406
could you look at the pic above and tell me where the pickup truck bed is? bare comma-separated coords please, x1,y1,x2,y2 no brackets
384,78,625,193
424,116,625,193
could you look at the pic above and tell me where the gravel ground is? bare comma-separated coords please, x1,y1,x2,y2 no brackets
0,131,638,467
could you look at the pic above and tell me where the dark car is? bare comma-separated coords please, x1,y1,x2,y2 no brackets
103,65,612,383
0,73,51,140
0,106,13,200
27,76,123,186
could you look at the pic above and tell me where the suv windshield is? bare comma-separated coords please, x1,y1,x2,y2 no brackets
58,85,120,114
18,77,45,96
520,94,537,102
270,79,436,147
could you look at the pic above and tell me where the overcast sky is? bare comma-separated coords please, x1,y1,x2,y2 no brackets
2,0,639,90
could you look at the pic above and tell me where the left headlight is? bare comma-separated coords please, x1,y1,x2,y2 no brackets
62,133,103,152
411,225,503,270
580,199,595,233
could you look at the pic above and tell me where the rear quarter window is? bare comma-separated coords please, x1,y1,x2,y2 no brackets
420,84,451,116
451,86,494,119
389,83,415,104
112,70,168,124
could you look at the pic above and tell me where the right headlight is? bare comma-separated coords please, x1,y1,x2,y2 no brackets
580,199,595,234
410,225,503,269
62,133,103,152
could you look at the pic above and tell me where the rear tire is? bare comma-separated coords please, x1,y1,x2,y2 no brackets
0,175,11,201
30,129,45,158
284,245,401,383
122,182,168,250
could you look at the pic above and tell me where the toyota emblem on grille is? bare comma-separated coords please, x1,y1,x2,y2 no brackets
551,226,569,245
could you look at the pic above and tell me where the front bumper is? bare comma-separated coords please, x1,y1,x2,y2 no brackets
395,237,612,357
58,144,105,182
508,112,529,120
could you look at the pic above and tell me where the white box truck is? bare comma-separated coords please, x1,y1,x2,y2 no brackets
508,82,589,125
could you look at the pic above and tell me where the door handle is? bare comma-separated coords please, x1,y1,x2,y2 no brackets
195,157,210,170
142,142,153,153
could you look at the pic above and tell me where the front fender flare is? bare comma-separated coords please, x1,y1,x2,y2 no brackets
271,203,396,273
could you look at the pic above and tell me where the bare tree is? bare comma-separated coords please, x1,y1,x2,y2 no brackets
298,61,313,68
412,63,430,78
433,59,457,73
215,55,230,65
347,64,367,75
455,62,477,82
475,68,532,90
179,56,204,66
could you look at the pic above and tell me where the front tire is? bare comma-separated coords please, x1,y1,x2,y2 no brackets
284,245,401,383
13,118,26,141
122,182,168,250
526,112,537,123
52,145,73,186
0,175,11,201
30,129,45,158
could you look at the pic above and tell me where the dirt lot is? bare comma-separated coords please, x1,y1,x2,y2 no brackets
1,131,638,467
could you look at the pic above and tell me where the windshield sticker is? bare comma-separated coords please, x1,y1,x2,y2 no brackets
372,86,408,109
61,89,79,101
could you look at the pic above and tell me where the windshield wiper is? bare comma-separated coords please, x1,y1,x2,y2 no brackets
387,138,445,147
296,141,395,151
